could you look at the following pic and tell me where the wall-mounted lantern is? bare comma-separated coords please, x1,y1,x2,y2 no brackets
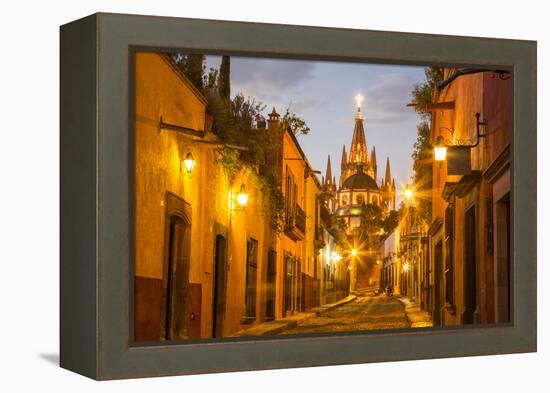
182,151,196,174
236,183,248,209
434,136,447,162
433,113,487,173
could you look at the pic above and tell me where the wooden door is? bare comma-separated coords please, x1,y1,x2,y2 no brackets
164,216,190,340
212,234,227,338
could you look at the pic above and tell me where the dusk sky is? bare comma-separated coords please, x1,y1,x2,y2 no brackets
206,56,427,202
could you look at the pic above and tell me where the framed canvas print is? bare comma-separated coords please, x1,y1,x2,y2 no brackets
60,13,537,380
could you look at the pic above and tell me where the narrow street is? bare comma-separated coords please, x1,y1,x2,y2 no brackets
280,295,410,335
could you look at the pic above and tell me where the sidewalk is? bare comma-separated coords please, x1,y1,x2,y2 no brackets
229,295,357,337
397,297,433,328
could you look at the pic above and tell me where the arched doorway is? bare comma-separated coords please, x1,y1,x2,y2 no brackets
161,192,192,340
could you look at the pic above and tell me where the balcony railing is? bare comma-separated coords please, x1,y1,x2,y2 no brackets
284,204,306,241
295,205,306,234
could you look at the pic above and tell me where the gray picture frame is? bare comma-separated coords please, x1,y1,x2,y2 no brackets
60,12,537,380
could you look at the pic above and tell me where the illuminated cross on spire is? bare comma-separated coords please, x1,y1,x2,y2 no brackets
354,93,364,110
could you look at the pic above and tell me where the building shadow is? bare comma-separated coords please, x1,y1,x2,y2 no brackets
38,353,59,366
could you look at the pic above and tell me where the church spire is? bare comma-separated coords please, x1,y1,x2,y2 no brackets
384,157,392,186
341,145,347,171
370,146,377,179
325,155,333,184
349,113,368,165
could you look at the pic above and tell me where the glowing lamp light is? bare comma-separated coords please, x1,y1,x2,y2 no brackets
182,152,196,174
403,262,410,272
434,135,447,162
404,184,413,201
376,259,381,265
351,249,358,257
236,183,248,208
331,251,341,263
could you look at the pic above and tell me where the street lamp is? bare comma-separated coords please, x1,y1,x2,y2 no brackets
236,183,248,208
182,151,196,174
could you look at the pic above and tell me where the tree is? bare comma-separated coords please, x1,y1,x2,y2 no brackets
204,67,219,89
382,210,399,235
411,121,433,223
173,53,205,91
171,53,311,234
282,106,310,136
218,56,231,100
409,67,443,225
411,67,444,119
358,203,383,243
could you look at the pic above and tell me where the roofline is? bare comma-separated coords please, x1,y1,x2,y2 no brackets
158,53,208,105
284,128,322,187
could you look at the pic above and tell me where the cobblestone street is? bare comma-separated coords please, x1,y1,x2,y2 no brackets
280,295,411,334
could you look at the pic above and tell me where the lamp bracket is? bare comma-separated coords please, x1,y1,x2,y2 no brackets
438,113,487,148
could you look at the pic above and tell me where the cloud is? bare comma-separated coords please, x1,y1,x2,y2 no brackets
231,57,316,92
363,73,418,125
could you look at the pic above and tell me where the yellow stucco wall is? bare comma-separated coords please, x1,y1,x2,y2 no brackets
135,52,272,338
429,71,510,326
135,52,209,280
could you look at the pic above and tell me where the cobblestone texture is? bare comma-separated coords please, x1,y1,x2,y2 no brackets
280,295,411,334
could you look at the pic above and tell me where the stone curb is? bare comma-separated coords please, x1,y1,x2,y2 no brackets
230,295,358,337
397,297,433,328
309,294,358,315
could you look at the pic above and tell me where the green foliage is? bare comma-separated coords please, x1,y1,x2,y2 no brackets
218,56,231,100
173,53,205,91
411,121,433,224
171,52,312,234
204,67,219,89
382,209,399,235
282,106,311,136
319,197,347,246
360,203,383,230
411,67,444,119
206,91,285,232
410,67,442,225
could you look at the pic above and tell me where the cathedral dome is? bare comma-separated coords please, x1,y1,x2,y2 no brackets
342,171,379,191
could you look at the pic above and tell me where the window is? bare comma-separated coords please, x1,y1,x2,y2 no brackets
284,253,295,314
342,195,348,205
244,238,258,320
356,194,364,204
444,204,454,306
285,165,297,226
314,195,320,240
